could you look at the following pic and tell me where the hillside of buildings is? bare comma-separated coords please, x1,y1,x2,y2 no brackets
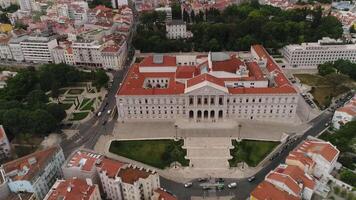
133,2,343,52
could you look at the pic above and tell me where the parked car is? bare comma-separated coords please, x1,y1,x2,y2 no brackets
97,112,102,117
248,176,256,182
198,178,208,182
184,182,193,188
107,109,111,114
228,182,237,189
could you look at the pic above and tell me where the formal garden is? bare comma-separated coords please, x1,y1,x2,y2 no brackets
229,140,280,167
109,139,189,169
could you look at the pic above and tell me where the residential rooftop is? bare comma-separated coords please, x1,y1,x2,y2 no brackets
44,178,97,200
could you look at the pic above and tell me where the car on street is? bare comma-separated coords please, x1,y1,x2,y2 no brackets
184,182,193,188
217,178,224,183
102,120,107,126
248,176,256,182
97,112,102,117
228,182,237,189
107,109,111,114
325,123,329,127
198,178,208,182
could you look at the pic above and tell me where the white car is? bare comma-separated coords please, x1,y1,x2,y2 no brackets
184,182,193,188
228,182,237,189
107,109,111,114
97,112,102,117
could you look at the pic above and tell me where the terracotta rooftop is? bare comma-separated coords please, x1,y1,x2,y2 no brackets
118,166,153,184
251,181,301,200
274,165,316,190
66,150,102,172
44,178,97,200
3,146,61,182
211,55,243,73
0,125,6,141
175,66,198,79
154,188,177,200
97,157,126,178
186,73,225,88
286,151,316,170
266,172,302,195
296,140,339,163
140,55,176,67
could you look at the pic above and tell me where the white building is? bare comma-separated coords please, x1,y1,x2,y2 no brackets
286,138,340,179
43,178,102,200
0,125,11,161
332,94,356,129
18,0,38,12
0,168,10,200
20,36,58,63
2,146,65,200
116,45,299,124
281,37,356,68
72,40,103,67
8,36,28,62
112,0,128,8
166,20,192,39
0,35,13,61
101,41,127,70
64,149,161,200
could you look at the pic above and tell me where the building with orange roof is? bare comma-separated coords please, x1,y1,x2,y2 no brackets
332,94,356,129
1,146,65,200
250,181,301,200
287,138,340,178
43,178,101,200
0,125,11,161
62,150,103,186
152,188,177,200
116,47,300,124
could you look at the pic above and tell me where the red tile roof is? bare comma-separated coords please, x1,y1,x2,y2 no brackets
3,146,61,181
66,150,102,172
140,55,176,67
286,151,316,170
175,66,198,79
186,73,225,88
266,172,301,195
251,181,301,200
118,166,153,184
154,188,177,200
97,157,126,178
246,61,264,80
275,165,316,190
296,140,339,163
0,125,6,141
211,56,243,73
45,178,97,200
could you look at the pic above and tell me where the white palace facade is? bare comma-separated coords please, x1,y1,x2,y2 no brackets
116,45,299,123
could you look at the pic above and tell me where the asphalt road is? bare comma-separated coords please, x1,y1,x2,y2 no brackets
160,111,333,200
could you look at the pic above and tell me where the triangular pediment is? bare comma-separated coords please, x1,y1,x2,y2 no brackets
184,81,228,95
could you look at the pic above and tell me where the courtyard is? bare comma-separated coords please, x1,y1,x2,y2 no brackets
109,139,189,169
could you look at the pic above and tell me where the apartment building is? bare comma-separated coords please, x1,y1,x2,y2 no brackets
286,139,340,178
0,35,13,60
2,146,65,200
64,149,161,200
8,36,28,62
332,94,356,129
0,167,10,200
43,178,102,200
281,37,356,68
101,41,127,70
166,20,192,39
116,45,299,123
251,181,300,200
62,150,103,185
20,36,58,63
72,40,103,67
0,125,11,161
152,188,177,200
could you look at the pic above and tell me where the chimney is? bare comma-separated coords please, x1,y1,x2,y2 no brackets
86,178,93,186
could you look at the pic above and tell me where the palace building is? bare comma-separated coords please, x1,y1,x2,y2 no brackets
116,45,299,123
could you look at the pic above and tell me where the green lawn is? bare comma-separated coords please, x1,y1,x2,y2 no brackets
229,140,279,167
70,112,89,121
68,88,84,95
109,140,189,169
294,74,329,86
80,98,95,111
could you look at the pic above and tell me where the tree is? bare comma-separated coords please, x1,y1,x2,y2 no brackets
208,38,220,51
318,62,336,76
46,104,66,122
4,69,38,101
324,73,348,96
183,9,190,23
0,13,10,24
171,1,182,20
93,70,109,89
1,108,30,136
29,109,57,135
26,89,48,108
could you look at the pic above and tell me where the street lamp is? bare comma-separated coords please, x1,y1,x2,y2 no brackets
238,124,242,141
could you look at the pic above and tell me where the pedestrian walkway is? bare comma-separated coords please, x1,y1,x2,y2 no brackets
183,137,233,169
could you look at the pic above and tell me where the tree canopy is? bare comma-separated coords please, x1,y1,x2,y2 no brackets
318,59,356,80
133,2,343,52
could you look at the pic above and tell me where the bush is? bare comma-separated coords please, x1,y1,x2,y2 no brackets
334,186,340,194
